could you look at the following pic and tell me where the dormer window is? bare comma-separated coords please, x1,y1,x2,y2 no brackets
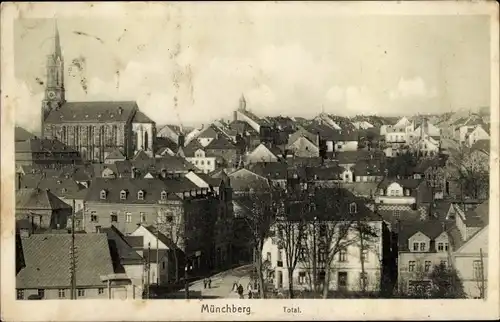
379,188,384,196
349,202,357,214
100,190,107,200
161,191,167,200
120,190,127,200
137,190,144,200
405,189,410,196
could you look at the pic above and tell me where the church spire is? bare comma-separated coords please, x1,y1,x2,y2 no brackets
239,94,246,111
54,20,62,60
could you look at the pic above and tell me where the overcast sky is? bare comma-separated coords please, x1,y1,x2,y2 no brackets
13,5,490,133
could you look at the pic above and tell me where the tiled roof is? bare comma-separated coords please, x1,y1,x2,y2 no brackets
471,139,490,153
157,124,182,135
19,175,88,200
16,188,72,210
304,166,343,180
143,225,181,251
398,220,449,252
334,151,384,165
155,137,178,154
132,110,154,123
182,139,205,157
285,157,323,167
464,200,489,227
228,169,270,192
85,177,199,204
102,226,144,267
340,182,381,198
15,126,35,142
249,162,289,180
124,236,143,248
351,159,384,176
132,150,151,162
105,148,126,160
205,135,237,150
44,101,137,123
16,138,79,154
16,233,114,288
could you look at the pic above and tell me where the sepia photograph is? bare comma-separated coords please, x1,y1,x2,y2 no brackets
1,1,499,321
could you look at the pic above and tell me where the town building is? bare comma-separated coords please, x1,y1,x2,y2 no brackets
40,25,156,162
448,201,489,298
15,138,82,167
16,232,138,300
16,188,73,232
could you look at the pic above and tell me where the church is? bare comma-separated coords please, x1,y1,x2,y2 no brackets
41,24,156,163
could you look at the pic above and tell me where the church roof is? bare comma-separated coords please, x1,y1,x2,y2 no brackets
15,126,35,142
105,148,126,160
132,110,155,123
44,101,138,123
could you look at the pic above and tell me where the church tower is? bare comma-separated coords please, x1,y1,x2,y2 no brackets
41,22,65,136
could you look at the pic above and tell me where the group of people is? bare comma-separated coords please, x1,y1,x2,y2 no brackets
232,281,256,299
203,278,212,289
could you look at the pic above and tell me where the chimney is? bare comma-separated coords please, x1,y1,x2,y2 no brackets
233,110,238,122
178,134,185,147
20,228,31,239
17,173,22,191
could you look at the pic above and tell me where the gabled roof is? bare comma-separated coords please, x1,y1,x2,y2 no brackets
102,226,144,268
228,168,270,192
16,233,114,288
378,178,423,190
132,150,151,162
132,110,155,123
16,188,72,210
398,220,449,252
334,151,384,165
205,134,237,150
15,126,35,142
45,101,138,123
105,148,126,160
19,175,88,200
249,162,289,180
351,159,384,176
470,139,490,154
142,225,181,251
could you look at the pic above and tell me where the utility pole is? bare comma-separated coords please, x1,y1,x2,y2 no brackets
479,248,485,299
146,242,151,299
312,216,317,296
184,256,190,299
156,216,160,285
69,199,76,300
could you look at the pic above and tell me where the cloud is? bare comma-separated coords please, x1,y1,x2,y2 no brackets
326,86,344,102
14,81,44,134
389,77,437,100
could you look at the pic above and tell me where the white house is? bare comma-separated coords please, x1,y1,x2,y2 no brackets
384,117,415,145
260,193,386,294
130,225,180,285
466,125,490,147
352,121,374,130
287,137,320,158
375,179,422,205
449,201,488,298
185,148,217,174
414,136,440,157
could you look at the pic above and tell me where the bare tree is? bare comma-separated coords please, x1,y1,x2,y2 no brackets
155,209,184,283
446,146,489,200
274,189,309,299
237,182,281,299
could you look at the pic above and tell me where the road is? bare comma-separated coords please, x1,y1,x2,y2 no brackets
189,264,255,299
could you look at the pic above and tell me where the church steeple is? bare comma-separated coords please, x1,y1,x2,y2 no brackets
239,94,246,111
42,21,65,136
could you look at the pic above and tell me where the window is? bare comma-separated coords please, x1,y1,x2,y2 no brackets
126,213,132,223
58,289,66,298
412,243,419,251
339,248,348,262
77,289,85,297
298,272,306,284
318,249,326,262
408,261,416,272
110,213,118,222
37,289,45,299
17,289,24,300
437,242,444,251
440,260,447,267
299,246,307,261
166,215,173,223
140,213,146,223
338,272,348,287
195,160,199,165
405,189,410,196
379,188,384,196
161,191,167,200
207,160,211,165
120,190,127,200
419,242,426,251
162,261,166,269
137,190,144,200
424,261,432,272
266,252,271,262
361,249,369,262
349,202,357,214
201,160,205,165
319,224,327,237
444,243,449,251
337,145,342,149
98,288,104,295
100,190,107,200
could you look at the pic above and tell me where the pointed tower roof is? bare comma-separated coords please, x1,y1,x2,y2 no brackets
239,94,247,111
53,20,62,59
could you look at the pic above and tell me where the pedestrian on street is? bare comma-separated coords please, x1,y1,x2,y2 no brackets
208,278,212,289
248,289,252,299
203,278,207,289
237,284,244,299
233,281,239,292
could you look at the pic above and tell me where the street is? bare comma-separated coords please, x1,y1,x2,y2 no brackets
189,264,255,299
